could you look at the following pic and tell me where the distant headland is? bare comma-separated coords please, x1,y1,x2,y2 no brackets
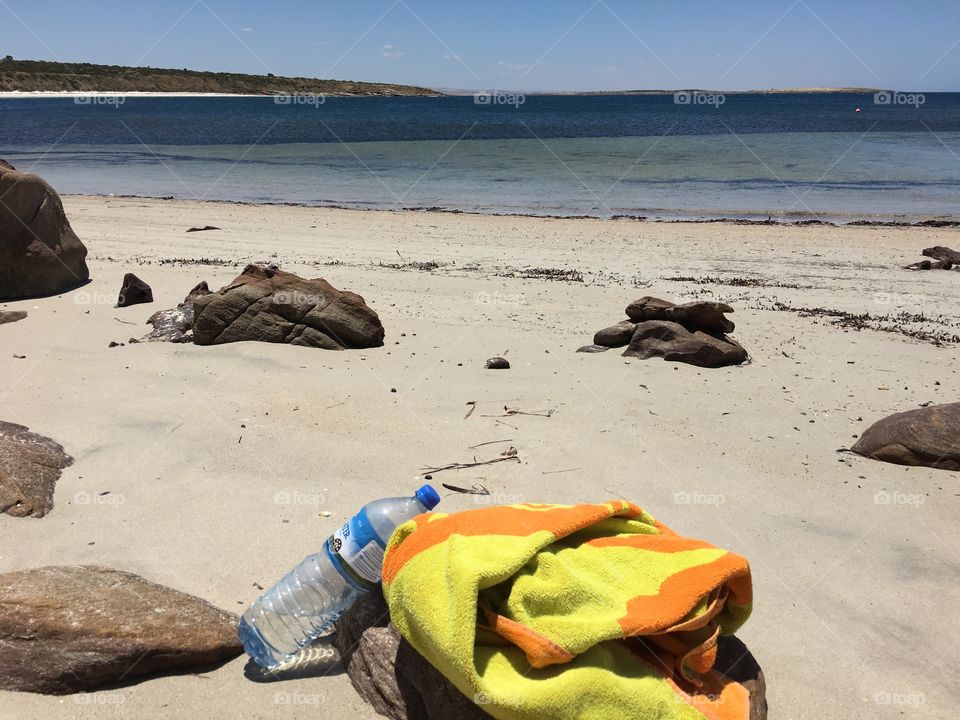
0,58,441,96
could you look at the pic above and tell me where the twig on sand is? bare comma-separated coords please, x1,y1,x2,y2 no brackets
468,438,513,449
423,448,519,474
464,401,477,420
482,406,555,418
542,468,579,475
441,482,491,495
114,317,137,326
495,419,519,430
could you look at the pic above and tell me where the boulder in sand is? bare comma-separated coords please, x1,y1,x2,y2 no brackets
851,403,960,471
485,356,510,369
0,164,89,300
626,296,736,334
922,246,960,265
193,265,385,350
116,272,153,307
334,592,766,720
143,281,210,343
593,319,637,348
0,565,242,694
0,421,73,518
623,320,748,368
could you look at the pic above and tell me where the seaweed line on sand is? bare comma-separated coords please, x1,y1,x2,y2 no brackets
755,300,960,345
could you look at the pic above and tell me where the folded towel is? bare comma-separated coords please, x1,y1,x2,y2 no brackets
382,500,753,720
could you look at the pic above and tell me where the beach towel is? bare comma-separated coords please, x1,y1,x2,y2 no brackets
382,500,753,720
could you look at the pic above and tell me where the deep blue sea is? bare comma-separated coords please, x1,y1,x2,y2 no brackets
2,93,959,220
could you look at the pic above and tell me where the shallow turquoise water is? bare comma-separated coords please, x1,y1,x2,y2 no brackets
3,95,959,220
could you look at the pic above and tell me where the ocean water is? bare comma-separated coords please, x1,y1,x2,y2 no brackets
2,94,959,220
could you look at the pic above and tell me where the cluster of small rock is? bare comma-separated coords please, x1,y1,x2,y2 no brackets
579,296,749,368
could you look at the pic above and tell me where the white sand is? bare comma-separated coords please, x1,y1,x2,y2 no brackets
1,196,958,719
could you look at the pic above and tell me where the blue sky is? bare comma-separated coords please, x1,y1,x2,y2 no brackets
2,0,958,91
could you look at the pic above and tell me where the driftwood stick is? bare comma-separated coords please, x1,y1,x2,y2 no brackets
481,406,556,418
467,439,514,449
422,456,520,474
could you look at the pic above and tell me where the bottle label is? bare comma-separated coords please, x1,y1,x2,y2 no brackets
326,507,385,591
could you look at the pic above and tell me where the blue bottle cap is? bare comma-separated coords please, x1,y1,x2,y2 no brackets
415,484,441,510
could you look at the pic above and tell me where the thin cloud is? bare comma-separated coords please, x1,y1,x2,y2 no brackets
382,44,404,59
498,60,531,73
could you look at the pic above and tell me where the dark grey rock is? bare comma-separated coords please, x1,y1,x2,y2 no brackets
623,320,748,368
593,320,637,348
116,273,153,307
625,296,736,334
485,357,510,369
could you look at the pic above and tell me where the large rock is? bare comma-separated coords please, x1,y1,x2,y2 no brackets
334,592,493,720
334,592,765,720
626,297,736,334
852,403,960,471
0,566,243,694
624,296,675,322
0,165,89,300
0,421,73,518
143,281,210,343
193,265,385,350
593,319,637,348
116,272,153,307
623,320,748,368
922,246,960,265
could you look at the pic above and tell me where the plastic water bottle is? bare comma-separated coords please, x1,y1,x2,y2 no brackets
237,484,440,668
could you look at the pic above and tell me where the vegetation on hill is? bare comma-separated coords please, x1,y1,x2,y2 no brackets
0,58,441,96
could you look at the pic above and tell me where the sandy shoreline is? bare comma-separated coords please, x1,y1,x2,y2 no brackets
2,196,958,718
56,192,960,226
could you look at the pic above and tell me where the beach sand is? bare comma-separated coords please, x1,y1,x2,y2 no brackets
2,196,958,718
